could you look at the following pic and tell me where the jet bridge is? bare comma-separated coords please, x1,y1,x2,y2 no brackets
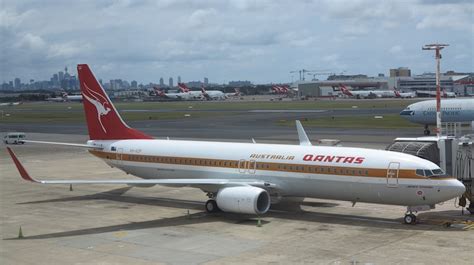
386,124,474,214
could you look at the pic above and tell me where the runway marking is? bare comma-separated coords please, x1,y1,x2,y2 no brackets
248,110,328,113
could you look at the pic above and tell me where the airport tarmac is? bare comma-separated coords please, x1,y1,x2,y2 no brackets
1,132,473,265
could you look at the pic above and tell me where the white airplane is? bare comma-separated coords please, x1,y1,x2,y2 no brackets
201,86,226,100
201,86,227,100
416,90,456,98
225,88,241,98
400,98,474,135
339,84,396,99
153,86,194,100
62,92,83,102
394,90,416,98
7,64,465,225
46,92,83,102
177,83,204,99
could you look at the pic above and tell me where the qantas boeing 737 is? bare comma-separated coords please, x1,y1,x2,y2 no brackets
7,64,466,225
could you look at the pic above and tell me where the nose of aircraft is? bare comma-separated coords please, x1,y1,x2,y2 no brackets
449,179,466,198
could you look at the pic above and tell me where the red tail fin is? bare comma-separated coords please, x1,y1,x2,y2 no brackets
178,83,190,92
339,84,352,96
77,64,153,140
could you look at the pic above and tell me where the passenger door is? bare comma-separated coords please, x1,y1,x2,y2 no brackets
238,159,256,175
386,162,400,187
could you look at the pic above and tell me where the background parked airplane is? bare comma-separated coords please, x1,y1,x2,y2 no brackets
339,84,396,99
201,86,226,100
272,85,291,95
394,89,416,98
225,88,241,98
400,98,474,135
416,89,456,98
61,92,83,102
153,86,194,100
178,83,203,99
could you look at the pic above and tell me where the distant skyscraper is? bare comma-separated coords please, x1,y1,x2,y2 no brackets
131,80,137,88
14,78,21,89
53,74,59,85
204,77,209,86
59,71,64,82
169,77,174,87
177,76,181,84
159,77,164,87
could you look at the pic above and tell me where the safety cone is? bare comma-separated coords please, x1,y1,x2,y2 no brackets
18,226,24,239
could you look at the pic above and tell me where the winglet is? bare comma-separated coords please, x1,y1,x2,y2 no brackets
6,147,38,183
296,120,312,146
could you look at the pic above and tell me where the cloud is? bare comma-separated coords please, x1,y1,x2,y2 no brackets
389,45,403,54
0,0,472,83
187,8,217,27
16,33,46,50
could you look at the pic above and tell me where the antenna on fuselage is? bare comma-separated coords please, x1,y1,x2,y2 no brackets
296,120,312,146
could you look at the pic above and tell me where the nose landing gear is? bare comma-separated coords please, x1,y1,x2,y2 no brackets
424,125,431,136
404,212,417,224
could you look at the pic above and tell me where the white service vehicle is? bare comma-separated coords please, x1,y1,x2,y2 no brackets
4,132,26,144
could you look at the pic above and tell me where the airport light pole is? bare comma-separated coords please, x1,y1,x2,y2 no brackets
422,43,449,138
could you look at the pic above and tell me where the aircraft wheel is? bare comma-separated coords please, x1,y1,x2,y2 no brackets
205,200,219,213
404,213,417,224
424,129,430,136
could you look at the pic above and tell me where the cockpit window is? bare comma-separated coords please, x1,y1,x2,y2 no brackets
417,168,448,178
429,169,448,178
416,168,448,178
424,169,433,177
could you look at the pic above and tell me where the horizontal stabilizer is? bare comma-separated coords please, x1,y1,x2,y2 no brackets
22,140,103,149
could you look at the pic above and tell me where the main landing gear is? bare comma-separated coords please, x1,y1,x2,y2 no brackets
205,200,220,213
404,212,417,225
424,125,431,136
205,192,220,213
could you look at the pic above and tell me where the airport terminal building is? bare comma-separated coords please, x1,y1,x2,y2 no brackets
297,70,474,98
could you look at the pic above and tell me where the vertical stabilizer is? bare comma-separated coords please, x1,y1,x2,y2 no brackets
77,64,153,140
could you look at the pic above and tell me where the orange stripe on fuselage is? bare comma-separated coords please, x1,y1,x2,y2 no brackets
88,150,445,180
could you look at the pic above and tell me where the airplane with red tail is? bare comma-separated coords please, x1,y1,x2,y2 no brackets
6,64,465,224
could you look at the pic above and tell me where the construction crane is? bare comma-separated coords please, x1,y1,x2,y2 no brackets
290,69,331,81
307,71,346,81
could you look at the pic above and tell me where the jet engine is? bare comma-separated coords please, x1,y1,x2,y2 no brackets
216,186,271,214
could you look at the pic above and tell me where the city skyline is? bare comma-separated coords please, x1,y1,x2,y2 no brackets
1,1,472,84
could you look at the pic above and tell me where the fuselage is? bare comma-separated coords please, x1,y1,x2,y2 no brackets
400,98,474,125
87,139,464,207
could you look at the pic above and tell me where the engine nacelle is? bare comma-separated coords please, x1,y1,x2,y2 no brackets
216,186,271,214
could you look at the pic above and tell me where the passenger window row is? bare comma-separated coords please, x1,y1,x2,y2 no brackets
120,153,370,176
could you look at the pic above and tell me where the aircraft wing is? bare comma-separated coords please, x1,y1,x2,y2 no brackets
7,147,278,191
22,140,103,149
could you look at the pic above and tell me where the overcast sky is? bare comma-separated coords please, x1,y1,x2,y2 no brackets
1,0,472,84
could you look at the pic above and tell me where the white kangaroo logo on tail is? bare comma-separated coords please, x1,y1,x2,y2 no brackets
82,83,111,133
